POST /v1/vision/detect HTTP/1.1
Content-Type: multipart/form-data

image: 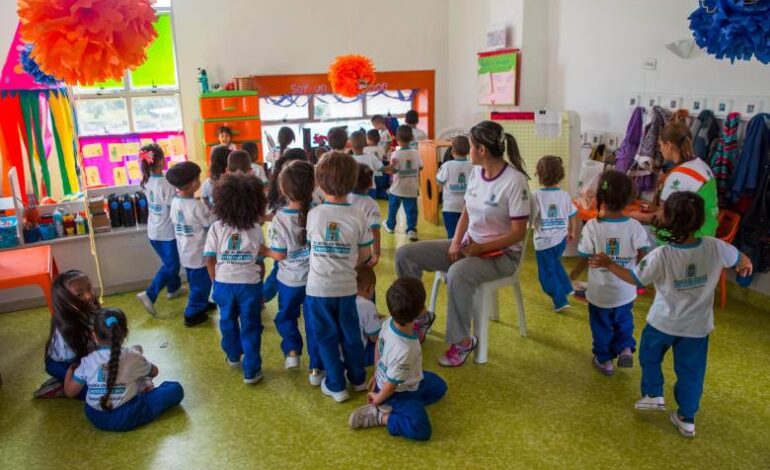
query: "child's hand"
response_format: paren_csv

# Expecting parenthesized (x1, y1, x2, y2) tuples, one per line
(736, 254, 753, 277)
(588, 253, 611, 268)
(567, 232, 575, 243)
(367, 392, 380, 406)
(367, 253, 380, 267)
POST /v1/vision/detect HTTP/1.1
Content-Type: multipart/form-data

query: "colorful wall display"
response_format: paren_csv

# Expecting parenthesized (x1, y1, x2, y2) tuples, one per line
(477, 48, 520, 106)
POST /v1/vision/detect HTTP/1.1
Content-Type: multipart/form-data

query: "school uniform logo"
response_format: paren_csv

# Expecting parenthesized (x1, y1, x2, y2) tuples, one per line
(449, 172, 467, 192)
(521, 189, 529, 201)
(484, 193, 499, 207)
(672, 179, 681, 190)
(174, 210, 194, 237)
(325, 222, 341, 242)
(606, 238, 620, 257)
(228, 233, 241, 251)
(547, 204, 558, 218)
(674, 262, 708, 290)
(269, 227, 279, 242)
(639, 259, 648, 273)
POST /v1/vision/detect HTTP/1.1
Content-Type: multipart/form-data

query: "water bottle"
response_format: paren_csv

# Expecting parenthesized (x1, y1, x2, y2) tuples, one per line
(53, 210, 64, 237)
(108, 194, 122, 227)
(197, 68, 209, 94)
(121, 195, 136, 227)
(135, 191, 149, 224)
(75, 213, 86, 235)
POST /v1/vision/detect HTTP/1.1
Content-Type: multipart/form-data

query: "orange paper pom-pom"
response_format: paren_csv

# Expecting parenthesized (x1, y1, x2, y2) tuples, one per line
(18, 0, 158, 86)
(328, 55, 376, 98)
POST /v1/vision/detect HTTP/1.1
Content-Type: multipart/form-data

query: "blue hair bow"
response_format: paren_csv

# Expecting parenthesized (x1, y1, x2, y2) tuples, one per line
(105, 316, 118, 327)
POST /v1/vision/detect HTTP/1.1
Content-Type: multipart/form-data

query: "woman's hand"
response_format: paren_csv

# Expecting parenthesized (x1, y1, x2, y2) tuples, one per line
(588, 253, 611, 268)
(447, 240, 463, 263)
(461, 241, 485, 258)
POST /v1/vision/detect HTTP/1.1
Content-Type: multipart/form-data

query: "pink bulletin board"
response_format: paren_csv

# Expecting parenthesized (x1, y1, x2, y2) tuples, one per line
(78, 131, 187, 187)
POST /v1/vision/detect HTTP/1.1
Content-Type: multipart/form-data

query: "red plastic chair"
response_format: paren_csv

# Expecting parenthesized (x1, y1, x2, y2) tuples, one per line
(716, 209, 741, 309)
(0, 245, 59, 315)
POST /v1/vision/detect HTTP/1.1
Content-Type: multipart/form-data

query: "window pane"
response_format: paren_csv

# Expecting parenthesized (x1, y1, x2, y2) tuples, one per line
(261, 123, 301, 159)
(313, 94, 363, 120)
(131, 95, 183, 132)
(304, 119, 370, 145)
(76, 98, 130, 136)
(130, 14, 177, 89)
(75, 77, 125, 94)
(260, 96, 309, 121)
(366, 90, 414, 116)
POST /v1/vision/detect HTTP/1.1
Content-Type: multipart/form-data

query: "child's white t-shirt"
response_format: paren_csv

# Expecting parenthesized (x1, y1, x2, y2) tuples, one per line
(47, 328, 76, 362)
(533, 188, 577, 251)
(73, 348, 152, 411)
(170, 196, 214, 269)
(633, 237, 739, 338)
(268, 209, 311, 287)
(436, 158, 473, 213)
(660, 158, 713, 202)
(412, 126, 428, 142)
(356, 295, 382, 346)
(353, 153, 384, 177)
(204, 221, 264, 284)
(464, 165, 531, 252)
(144, 175, 176, 241)
(578, 217, 651, 308)
(348, 193, 381, 229)
(250, 163, 268, 184)
(306, 202, 373, 298)
(200, 177, 215, 207)
(389, 148, 422, 198)
(364, 146, 384, 161)
(378, 130, 392, 153)
(374, 318, 423, 393)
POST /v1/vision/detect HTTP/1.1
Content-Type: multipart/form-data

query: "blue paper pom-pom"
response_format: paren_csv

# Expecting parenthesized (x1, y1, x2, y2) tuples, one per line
(689, 0, 770, 64)
(19, 44, 61, 86)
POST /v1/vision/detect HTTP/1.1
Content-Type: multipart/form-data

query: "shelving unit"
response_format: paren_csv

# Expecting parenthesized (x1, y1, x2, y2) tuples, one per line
(199, 90, 262, 163)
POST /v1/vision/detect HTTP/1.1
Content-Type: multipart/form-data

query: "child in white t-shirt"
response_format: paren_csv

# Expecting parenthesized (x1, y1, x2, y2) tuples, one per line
(371, 115, 393, 160)
(349, 164, 382, 267)
(305, 152, 373, 403)
(533, 156, 578, 311)
(405, 110, 428, 149)
(366, 129, 389, 199)
(350, 130, 384, 199)
(348, 278, 447, 441)
(590, 191, 752, 438)
(241, 141, 268, 184)
(383, 125, 423, 241)
(204, 172, 268, 385)
(64, 308, 183, 432)
(167, 162, 215, 327)
(572, 171, 650, 376)
(200, 145, 230, 209)
(355, 265, 384, 366)
(436, 135, 473, 238)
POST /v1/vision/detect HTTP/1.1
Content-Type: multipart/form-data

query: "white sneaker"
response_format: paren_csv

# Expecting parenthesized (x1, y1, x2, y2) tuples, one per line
(136, 292, 157, 316)
(244, 371, 264, 385)
(351, 381, 368, 392)
(635, 395, 666, 411)
(554, 303, 571, 313)
(670, 411, 695, 437)
(308, 369, 324, 386)
(321, 377, 349, 402)
(226, 356, 241, 368)
(284, 353, 300, 369)
(407, 230, 419, 241)
(384, 225, 395, 234)
(349, 404, 391, 429)
(167, 286, 187, 300)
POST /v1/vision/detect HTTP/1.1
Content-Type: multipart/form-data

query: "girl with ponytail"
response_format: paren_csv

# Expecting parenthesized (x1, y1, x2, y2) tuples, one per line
(394, 120, 531, 367)
(64, 308, 184, 431)
(264, 160, 322, 376)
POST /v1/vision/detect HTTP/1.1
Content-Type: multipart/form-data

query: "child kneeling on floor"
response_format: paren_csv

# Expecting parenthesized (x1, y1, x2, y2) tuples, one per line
(589, 191, 752, 438)
(349, 277, 447, 441)
(355, 264, 383, 366)
(64, 308, 184, 432)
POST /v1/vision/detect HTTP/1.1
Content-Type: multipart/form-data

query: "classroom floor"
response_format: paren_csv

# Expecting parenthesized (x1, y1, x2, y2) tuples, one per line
(1, 203, 769, 469)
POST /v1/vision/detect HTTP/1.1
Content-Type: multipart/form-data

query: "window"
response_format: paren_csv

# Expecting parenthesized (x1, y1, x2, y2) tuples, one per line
(76, 99, 130, 136)
(313, 94, 363, 120)
(366, 91, 414, 116)
(131, 96, 183, 132)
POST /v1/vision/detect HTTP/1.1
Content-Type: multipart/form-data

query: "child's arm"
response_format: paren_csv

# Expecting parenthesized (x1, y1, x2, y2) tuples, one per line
(357, 245, 372, 266)
(261, 245, 287, 261)
(367, 228, 381, 267)
(369, 381, 397, 406)
(148, 364, 159, 378)
(570, 257, 588, 280)
(568, 215, 578, 243)
(736, 253, 753, 277)
(589, 253, 642, 287)
(63, 365, 84, 399)
(205, 256, 216, 282)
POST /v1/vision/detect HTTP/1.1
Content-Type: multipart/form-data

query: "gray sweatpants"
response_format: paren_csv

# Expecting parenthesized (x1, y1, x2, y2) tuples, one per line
(394, 239, 520, 345)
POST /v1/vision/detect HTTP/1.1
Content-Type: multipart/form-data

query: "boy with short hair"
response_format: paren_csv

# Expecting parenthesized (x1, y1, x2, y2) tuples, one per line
(240, 141, 268, 183)
(350, 130, 384, 198)
(166, 161, 215, 327)
(226, 150, 253, 174)
(355, 265, 383, 366)
(218, 126, 237, 151)
(405, 110, 428, 147)
(370, 115, 392, 159)
(327, 126, 349, 152)
(348, 277, 448, 441)
(349, 164, 382, 267)
(383, 125, 422, 241)
(436, 135, 473, 238)
(364, 129, 384, 161)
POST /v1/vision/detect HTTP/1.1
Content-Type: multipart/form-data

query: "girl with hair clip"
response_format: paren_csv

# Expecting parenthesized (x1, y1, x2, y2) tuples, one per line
(200, 145, 231, 209)
(35, 270, 100, 399)
(395, 120, 531, 367)
(590, 192, 752, 438)
(136, 144, 184, 317)
(64, 308, 184, 431)
(265, 160, 323, 377)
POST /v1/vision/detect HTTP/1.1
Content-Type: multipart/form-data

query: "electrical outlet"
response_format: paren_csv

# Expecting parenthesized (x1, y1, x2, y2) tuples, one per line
(642, 58, 658, 71)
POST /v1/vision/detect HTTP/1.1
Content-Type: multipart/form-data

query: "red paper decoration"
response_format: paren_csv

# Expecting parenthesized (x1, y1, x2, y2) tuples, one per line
(17, 0, 158, 86)
(328, 55, 376, 98)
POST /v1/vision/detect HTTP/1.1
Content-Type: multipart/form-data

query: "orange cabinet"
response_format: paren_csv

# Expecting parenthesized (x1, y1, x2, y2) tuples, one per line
(200, 95, 259, 120)
(203, 118, 262, 145)
(418, 140, 451, 225)
(198, 91, 262, 162)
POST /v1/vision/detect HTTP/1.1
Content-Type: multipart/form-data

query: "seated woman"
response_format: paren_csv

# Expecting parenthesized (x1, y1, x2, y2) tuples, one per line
(394, 120, 530, 367)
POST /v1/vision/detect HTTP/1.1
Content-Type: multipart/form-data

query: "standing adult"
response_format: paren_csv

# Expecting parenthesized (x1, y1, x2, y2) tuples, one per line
(395, 120, 531, 367)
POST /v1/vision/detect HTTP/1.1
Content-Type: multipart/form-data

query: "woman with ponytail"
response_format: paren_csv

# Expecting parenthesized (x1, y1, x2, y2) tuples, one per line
(395, 120, 531, 367)
(264, 160, 323, 378)
(64, 308, 184, 431)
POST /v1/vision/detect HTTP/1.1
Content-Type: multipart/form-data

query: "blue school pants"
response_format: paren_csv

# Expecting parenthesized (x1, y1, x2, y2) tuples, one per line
(386, 195, 418, 233)
(275, 281, 305, 356)
(382, 371, 447, 441)
(45, 356, 86, 400)
(639, 324, 709, 421)
(367, 188, 377, 199)
(305, 294, 365, 392)
(184, 267, 212, 318)
(588, 301, 636, 363)
(146, 239, 181, 303)
(442, 211, 461, 239)
(535, 239, 573, 309)
(84, 381, 184, 432)
(262, 263, 279, 303)
(212, 281, 264, 379)
(364, 340, 375, 367)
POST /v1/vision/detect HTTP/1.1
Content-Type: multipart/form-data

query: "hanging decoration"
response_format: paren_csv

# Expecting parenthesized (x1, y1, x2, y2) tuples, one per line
(19, 44, 60, 87)
(328, 55, 376, 98)
(17, 0, 158, 85)
(689, 0, 770, 64)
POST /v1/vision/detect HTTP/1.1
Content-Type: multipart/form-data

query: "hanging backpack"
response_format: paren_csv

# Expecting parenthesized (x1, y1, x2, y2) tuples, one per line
(730, 113, 770, 205)
(710, 112, 741, 207)
(615, 107, 644, 173)
(690, 110, 721, 162)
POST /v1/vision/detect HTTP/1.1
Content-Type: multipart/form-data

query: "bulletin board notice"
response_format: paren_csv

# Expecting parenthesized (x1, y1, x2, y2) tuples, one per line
(477, 48, 520, 106)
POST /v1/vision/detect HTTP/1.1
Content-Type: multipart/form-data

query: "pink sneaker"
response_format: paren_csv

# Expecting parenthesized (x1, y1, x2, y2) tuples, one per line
(438, 336, 478, 367)
(413, 311, 436, 343)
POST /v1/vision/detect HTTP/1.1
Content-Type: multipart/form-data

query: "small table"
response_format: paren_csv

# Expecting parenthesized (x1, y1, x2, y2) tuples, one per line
(0, 245, 59, 315)
(574, 199, 645, 222)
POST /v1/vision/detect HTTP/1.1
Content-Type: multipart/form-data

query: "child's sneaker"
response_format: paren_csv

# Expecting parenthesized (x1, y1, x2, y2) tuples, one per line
(184, 311, 209, 327)
(617, 349, 633, 368)
(670, 411, 696, 437)
(244, 370, 264, 385)
(284, 351, 300, 369)
(308, 369, 324, 386)
(226, 356, 241, 368)
(136, 292, 157, 316)
(167, 286, 187, 300)
(554, 303, 571, 312)
(438, 336, 478, 367)
(33, 377, 65, 398)
(349, 404, 392, 429)
(321, 377, 349, 402)
(407, 230, 419, 241)
(592, 356, 614, 376)
(384, 224, 395, 234)
(635, 395, 666, 411)
(413, 310, 436, 343)
(351, 381, 368, 392)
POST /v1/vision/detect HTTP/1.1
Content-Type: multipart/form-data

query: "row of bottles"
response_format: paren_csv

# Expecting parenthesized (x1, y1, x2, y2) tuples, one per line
(108, 192, 148, 228)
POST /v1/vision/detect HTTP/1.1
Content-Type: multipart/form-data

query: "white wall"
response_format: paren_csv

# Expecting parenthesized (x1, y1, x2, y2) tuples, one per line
(0, 1, 15, 59)
(172, 0, 449, 162)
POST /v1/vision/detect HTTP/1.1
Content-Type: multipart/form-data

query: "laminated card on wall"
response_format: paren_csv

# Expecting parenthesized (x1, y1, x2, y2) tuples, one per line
(477, 48, 520, 106)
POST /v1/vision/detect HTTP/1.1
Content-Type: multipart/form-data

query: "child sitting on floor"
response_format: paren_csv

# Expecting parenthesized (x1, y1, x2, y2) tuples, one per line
(590, 191, 752, 438)
(384, 125, 422, 241)
(348, 277, 447, 441)
(436, 135, 473, 238)
(349, 164, 382, 267)
(533, 155, 578, 312)
(355, 265, 384, 366)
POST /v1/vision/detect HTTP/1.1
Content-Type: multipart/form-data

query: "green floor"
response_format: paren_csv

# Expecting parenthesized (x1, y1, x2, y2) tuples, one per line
(1, 205, 769, 469)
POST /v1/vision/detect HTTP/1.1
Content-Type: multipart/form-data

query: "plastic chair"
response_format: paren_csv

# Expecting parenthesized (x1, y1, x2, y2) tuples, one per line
(0, 245, 59, 315)
(716, 209, 741, 309)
